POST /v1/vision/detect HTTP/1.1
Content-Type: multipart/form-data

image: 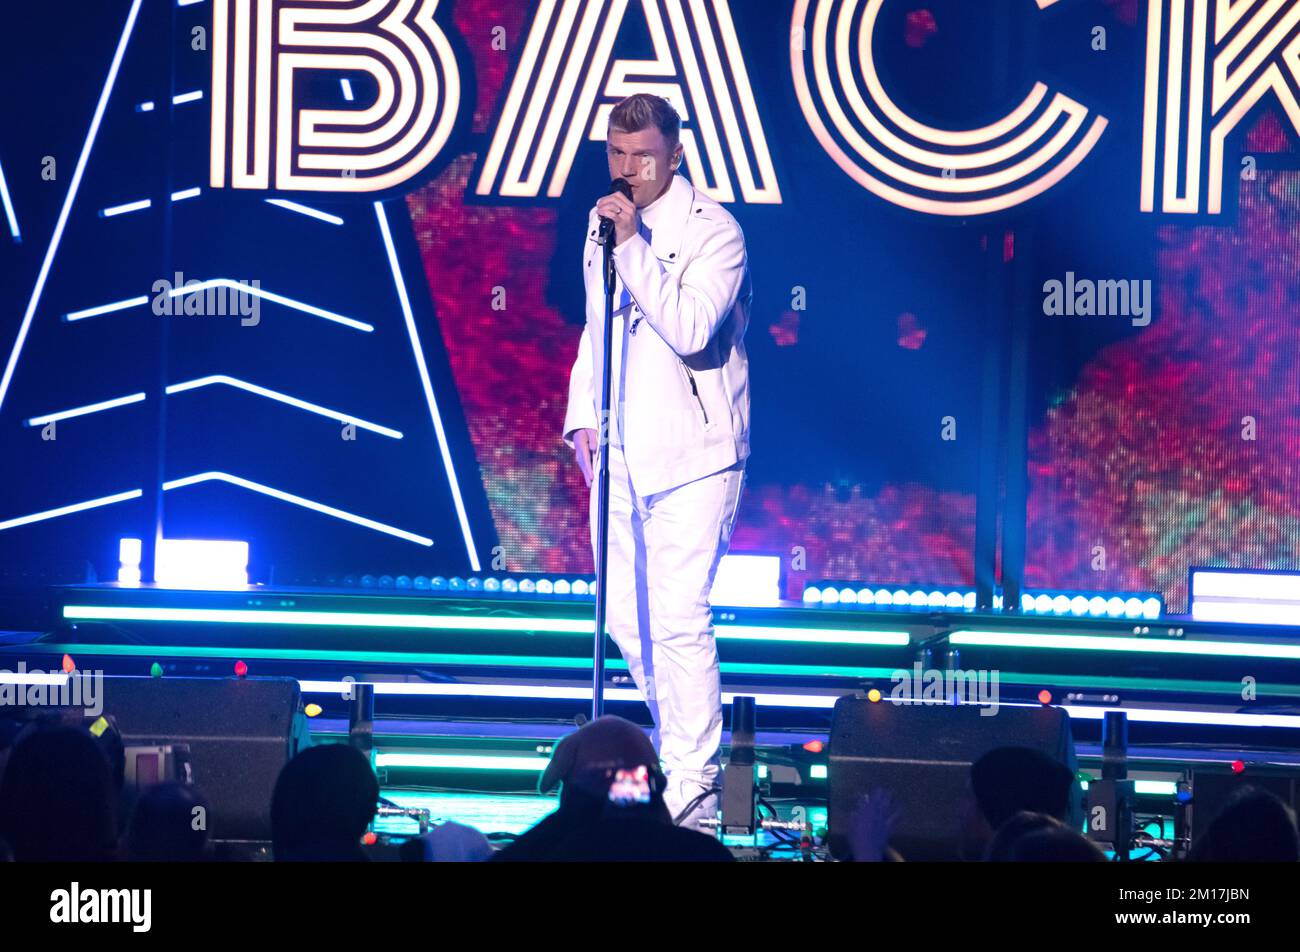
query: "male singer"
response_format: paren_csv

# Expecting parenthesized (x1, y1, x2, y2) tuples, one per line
(562, 94, 751, 830)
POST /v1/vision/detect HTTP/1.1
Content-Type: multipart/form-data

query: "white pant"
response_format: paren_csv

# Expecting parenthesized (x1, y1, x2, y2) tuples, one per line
(591, 445, 745, 830)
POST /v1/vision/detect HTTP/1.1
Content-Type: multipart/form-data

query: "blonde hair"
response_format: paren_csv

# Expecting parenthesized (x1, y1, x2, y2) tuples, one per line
(608, 94, 681, 145)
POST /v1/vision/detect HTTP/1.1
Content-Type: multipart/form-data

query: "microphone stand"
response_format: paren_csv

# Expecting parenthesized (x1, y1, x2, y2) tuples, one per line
(592, 219, 617, 720)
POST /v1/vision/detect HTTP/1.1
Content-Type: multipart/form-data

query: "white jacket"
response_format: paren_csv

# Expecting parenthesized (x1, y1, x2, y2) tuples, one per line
(562, 174, 751, 497)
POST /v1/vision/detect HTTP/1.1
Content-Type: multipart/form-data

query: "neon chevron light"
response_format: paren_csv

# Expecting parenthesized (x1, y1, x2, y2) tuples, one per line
(17, 377, 404, 438)
(375, 200, 479, 569)
(3, 475, 426, 542)
(166, 375, 402, 438)
(25, 392, 147, 427)
(100, 198, 151, 217)
(165, 279, 374, 332)
(170, 187, 202, 201)
(0, 0, 143, 415)
(65, 295, 151, 321)
(173, 90, 203, 105)
(0, 158, 19, 240)
(162, 472, 433, 545)
(64, 282, 372, 330)
(265, 198, 344, 225)
(949, 630, 1300, 660)
(0, 490, 143, 532)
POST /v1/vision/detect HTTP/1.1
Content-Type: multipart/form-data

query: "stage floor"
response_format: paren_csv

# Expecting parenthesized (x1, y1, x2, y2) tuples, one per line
(3, 579, 1300, 854)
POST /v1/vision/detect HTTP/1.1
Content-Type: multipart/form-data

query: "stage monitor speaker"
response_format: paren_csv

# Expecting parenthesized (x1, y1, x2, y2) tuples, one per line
(92, 676, 309, 842)
(1189, 769, 1300, 840)
(828, 697, 1076, 861)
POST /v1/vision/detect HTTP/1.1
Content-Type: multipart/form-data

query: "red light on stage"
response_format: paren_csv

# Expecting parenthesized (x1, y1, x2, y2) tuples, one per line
(362, 832, 377, 846)
(1231, 760, 1246, 774)
(1037, 689, 1052, 705)
(234, 660, 248, 678)
(803, 740, 824, 754)
(62, 654, 75, 673)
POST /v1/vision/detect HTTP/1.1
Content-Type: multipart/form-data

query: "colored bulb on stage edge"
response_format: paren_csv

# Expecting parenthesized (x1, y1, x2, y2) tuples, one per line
(62, 654, 75, 673)
(304, 703, 322, 717)
(802, 739, 824, 754)
(866, 688, 882, 703)
(150, 662, 163, 678)
(234, 660, 248, 678)
(1037, 689, 1052, 705)
(1231, 760, 1246, 774)
(362, 832, 378, 846)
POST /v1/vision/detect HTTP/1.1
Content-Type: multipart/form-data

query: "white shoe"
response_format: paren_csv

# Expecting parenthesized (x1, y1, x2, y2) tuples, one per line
(665, 780, 719, 832)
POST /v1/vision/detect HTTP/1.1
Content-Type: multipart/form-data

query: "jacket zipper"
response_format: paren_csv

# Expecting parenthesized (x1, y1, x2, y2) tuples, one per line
(683, 365, 709, 425)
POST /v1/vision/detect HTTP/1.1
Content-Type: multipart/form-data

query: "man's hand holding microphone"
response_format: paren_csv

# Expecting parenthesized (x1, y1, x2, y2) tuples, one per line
(574, 177, 640, 488)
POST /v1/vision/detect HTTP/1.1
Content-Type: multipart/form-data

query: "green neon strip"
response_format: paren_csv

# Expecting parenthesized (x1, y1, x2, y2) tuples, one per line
(1134, 781, 1178, 795)
(1081, 780, 1177, 796)
(13, 643, 897, 679)
(950, 630, 1300, 660)
(60, 604, 909, 646)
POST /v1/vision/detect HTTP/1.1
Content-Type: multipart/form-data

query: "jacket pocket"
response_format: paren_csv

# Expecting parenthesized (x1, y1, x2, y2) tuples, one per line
(681, 363, 711, 428)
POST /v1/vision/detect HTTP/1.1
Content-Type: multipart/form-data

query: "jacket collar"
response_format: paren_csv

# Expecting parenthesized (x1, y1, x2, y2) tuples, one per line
(647, 173, 695, 264)
(585, 174, 697, 261)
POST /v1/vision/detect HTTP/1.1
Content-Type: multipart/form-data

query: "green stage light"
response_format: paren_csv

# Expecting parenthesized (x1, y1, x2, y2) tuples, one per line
(1134, 780, 1178, 795)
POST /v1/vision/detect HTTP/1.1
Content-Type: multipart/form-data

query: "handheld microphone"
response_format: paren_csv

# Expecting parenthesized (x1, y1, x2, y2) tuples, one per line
(598, 178, 634, 241)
